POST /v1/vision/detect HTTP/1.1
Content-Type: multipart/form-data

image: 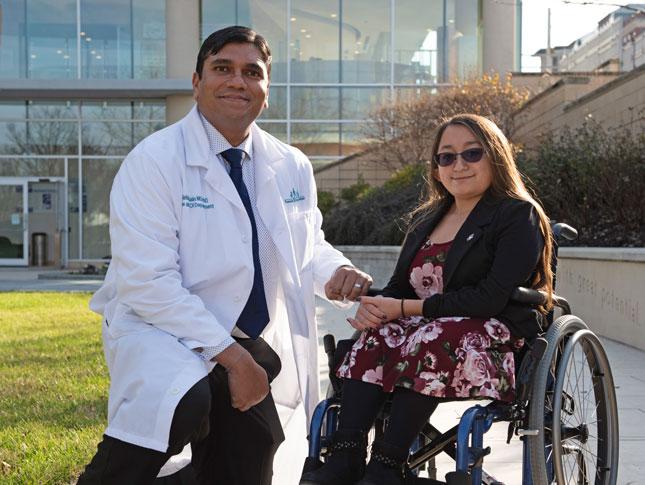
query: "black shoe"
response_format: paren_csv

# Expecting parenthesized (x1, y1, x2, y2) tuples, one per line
(300, 429, 368, 485)
(357, 440, 408, 485)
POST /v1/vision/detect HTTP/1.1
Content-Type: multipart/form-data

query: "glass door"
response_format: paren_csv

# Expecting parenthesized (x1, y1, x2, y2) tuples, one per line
(0, 180, 28, 265)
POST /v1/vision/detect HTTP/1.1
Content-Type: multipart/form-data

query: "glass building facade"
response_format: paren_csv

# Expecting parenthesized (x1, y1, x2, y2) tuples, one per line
(0, 0, 512, 266)
(202, 0, 481, 166)
(0, 0, 166, 80)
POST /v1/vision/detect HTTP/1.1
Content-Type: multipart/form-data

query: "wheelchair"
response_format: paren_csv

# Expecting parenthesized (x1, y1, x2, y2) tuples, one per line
(303, 223, 619, 485)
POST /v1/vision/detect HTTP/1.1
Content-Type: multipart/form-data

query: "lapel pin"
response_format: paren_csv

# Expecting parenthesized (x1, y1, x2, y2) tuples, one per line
(466, 233, 474, 241)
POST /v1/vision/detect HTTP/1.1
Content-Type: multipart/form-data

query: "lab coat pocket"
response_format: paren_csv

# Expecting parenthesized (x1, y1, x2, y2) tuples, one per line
(286, 209, 314, 270)
(105, 317, 153, 340)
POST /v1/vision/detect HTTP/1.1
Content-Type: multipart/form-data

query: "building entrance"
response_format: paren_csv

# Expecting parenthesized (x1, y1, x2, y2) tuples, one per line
(0, 177, 67, 267)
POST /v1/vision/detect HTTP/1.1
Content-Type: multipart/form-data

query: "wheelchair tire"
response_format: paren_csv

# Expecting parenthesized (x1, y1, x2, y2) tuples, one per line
(527, 315, 619, 485)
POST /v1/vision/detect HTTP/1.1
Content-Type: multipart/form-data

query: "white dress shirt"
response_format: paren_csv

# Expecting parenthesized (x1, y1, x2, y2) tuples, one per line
(198, 111, 281, 361)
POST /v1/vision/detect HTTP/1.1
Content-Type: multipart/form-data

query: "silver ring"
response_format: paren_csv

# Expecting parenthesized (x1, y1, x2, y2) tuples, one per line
(353, 283, 363, 289)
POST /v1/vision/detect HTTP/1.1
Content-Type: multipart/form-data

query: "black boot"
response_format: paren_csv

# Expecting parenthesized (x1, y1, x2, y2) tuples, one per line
(300, 429, 368, 485)
(357, 440, 408, 485)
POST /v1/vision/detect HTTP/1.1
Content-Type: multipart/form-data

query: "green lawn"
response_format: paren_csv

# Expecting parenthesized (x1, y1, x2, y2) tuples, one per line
(0, 292, 108, 484)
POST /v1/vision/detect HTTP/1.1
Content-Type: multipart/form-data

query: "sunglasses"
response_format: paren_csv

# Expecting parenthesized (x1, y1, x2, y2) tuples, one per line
(434, 148, 485, 167)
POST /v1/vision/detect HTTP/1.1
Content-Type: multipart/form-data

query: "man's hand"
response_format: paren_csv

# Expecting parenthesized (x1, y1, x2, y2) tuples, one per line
(324, 266, 373, 302)
(215, 343, 269, 412)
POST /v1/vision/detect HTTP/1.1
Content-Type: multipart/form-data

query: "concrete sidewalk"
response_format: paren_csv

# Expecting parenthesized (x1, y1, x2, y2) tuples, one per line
(1, 269, 642, 483)
(0, 267, 103, 292)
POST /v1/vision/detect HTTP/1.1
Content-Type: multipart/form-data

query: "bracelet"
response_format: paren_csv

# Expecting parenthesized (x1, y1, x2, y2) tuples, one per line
(400, 298, 406, 318)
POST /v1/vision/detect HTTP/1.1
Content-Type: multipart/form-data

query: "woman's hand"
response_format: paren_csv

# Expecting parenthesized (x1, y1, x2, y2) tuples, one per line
(347, 295, 402, 331)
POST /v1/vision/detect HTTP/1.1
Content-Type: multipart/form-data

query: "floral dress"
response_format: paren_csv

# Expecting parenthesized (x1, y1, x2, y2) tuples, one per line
(337, 239, 524, 401)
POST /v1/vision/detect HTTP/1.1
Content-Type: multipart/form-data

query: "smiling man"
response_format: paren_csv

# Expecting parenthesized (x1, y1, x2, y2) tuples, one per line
(78, 26, 371, 485)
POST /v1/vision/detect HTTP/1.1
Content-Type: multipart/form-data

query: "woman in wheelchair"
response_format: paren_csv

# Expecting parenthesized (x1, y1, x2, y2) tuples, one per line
(301, 114, 555, 485)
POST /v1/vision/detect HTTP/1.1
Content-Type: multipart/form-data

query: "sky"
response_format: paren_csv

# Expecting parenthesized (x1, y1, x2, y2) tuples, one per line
(521, 0, 619, 71)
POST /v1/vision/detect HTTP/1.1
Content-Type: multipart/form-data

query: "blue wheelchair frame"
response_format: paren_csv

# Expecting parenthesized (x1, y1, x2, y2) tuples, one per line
(306, 373, 554, 484)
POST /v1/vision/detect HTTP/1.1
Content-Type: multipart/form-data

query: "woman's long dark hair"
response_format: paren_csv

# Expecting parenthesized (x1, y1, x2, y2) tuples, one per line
(410, 113, 554, 309)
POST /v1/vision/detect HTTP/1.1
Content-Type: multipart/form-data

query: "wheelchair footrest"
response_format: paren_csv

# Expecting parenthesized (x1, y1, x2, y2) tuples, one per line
(471, 446, 491, 467)
(301, 456, 324, 475)
(445, 471, 471, 485)
(404, 476, 446, 485)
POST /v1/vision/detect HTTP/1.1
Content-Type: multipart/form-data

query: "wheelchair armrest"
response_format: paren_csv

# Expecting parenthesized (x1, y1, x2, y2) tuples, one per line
(510, 287, 572, 316)
(510, 287, 546, 306)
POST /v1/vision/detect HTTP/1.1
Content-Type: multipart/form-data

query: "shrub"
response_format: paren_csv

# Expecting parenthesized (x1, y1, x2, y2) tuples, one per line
(317, 190, 337, 218)
(366, 73, 530, 170)
(324, 123, 643, 247)
(518, 123, 644, 247)
(322, 164, 427, 245)
(339, 175, 371, 203)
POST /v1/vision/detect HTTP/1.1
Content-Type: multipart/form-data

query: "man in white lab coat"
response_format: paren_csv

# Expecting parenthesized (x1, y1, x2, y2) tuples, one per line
(78, 26, 371, 484)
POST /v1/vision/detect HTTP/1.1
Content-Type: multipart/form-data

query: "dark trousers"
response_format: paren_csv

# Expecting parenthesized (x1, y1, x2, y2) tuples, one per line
(78, 337, 284, 485)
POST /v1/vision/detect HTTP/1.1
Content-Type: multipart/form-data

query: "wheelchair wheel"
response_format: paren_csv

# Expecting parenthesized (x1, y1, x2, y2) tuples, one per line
(527, 315, 619, 484)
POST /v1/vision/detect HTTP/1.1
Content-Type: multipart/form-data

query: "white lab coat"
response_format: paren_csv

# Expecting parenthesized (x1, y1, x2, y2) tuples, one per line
(90, 105, 351, 481)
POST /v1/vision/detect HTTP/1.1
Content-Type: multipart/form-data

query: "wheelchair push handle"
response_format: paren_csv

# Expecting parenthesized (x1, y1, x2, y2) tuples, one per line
(551, 222, 578, 242)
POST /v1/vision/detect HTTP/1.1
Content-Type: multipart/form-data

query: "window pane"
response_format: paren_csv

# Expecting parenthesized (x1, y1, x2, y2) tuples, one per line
(28, 101, 80, 120)
(27, 0, 78, 79)
(340, 123, 369, 156)
(132, 0, 166, 79)
(0, 121, 77, 155)
(81, 0, 133, 79)
(82, 122, 133, 156)
(201, 0, 288, 83)
(68, 158, 79, 259)
(28, 121, 78, 154)
(259, 86, 286, 120)
(341, 88, 390, 120)
(83, 158, 121, 258)
(0, 0, 26, 78)
(0, 103, 28, 120)
(201, 0, 237, 37)
(132, 100, 166, 121)
(290, 87, 390, 121)
(255, 122, 287, 143)
(290, 0, 340, 83)
(82, 101, 133, 120)
(133, 121, 165, 145)
(0, 157, 65, 177)
(394, 0, 443, 84)
(291, 123, 340, 157)
(341, 0, 391, 83)
(291, 87, 340, 120)
(0, 122, 27, 154)
(394, 86, 437, 103)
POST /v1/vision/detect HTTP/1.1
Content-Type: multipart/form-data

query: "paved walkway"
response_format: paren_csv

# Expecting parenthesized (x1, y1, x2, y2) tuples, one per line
(0, 267, 103, 292)
(1, 268, 643, 483)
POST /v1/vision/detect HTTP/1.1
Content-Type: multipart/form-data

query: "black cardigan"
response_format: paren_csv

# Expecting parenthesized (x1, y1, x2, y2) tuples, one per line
(381, 192, 545, 338)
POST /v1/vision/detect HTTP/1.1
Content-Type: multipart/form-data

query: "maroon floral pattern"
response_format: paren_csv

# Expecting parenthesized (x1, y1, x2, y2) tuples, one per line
(337, 240, 524, 401)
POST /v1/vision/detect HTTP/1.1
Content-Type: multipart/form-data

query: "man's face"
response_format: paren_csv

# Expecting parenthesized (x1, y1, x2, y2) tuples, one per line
(192, 42, 270, 137)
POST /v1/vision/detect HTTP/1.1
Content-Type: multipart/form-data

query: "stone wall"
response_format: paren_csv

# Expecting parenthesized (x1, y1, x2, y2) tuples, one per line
(513, 67, 645, 149)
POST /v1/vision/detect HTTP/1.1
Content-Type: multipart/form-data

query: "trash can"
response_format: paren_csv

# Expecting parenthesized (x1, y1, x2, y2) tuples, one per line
(32, 232, 47, 266)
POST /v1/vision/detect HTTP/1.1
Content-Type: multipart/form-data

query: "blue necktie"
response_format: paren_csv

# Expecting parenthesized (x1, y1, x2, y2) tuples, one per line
(221, 148, 270, 339)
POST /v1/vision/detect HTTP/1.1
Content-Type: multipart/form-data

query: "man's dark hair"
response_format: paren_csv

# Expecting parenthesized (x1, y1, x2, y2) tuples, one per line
(195, 25, 272, 78)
